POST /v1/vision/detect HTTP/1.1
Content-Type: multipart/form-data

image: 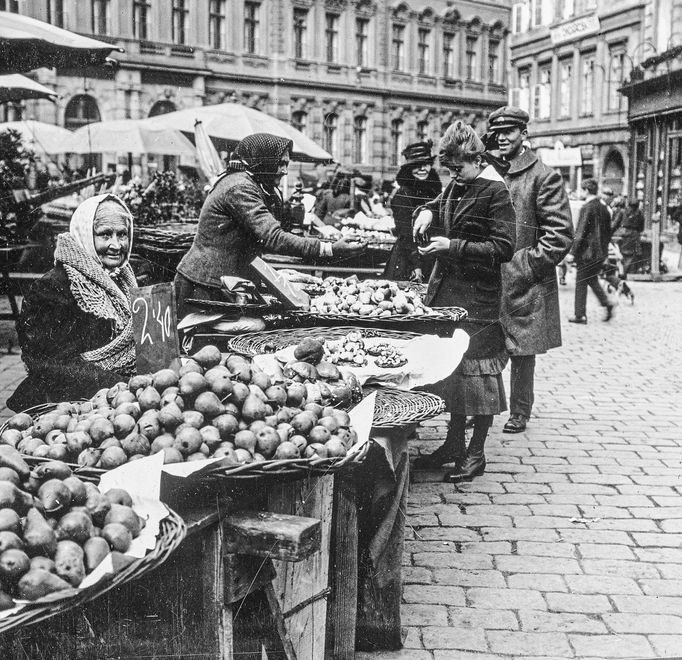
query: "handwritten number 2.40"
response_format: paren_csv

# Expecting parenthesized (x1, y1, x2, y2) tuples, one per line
(133, 297, 171, 346)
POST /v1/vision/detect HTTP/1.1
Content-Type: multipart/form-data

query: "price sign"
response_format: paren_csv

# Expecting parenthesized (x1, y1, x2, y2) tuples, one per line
(131, 283, 181, 374)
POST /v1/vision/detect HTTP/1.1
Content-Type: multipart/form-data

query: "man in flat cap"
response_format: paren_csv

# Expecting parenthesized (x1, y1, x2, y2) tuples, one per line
(489, 106, 574, 434)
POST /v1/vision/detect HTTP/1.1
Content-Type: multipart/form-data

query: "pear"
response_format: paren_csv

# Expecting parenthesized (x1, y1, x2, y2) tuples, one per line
(17, 568, 71, 599)
(199, 425, 222, 451)
(101, 522, 133, 553)
(115, 402, 141, 420)
(234, 430, 257, 454)
(0, 509, 20, 534)
(62, 477, 88, 507)
(241, 394, 266, 423)
(128, 374, 152, 392)
(212, 414, 240, 441)
(181, 411, 204, 429)
(99, 446, 128, 469)
(0, 468, 19, 486)
(178, 360, 203, 376)
(30, 556, 55, 573)
(137, 386, 161, 412)
(65, 431, 92, 455)
(152, 368, 179, 392)
(54, 540, 86, 587)
(255, 427, 280, 459)
(84, 485, 111, 527)
(6, 413, 33, 431)
(78, 448, 102, 467)
(173, 426, 202, 457)
(0, 446, 30, 480)
(0, 428, 22, 448)
(56, 510, 94, 544)
(265, 385, 287, 408)
(193, 392, 224, 419)
(104, 504, 141, 537)
(250, 372, 271, 392)
(230, 382, 250, 407)
(204, 366, 233, 398)
(46, 445, 69, 461)
(113, 414, 137, 439)
(0, 531, 23, 553)
(103, 488, 133, 507)
(161, 447, 184, 464)
(178, 372, 209, 400)
(0, 482, 33, 514)
(158, 403, 184, 431)
(83, 536, 110, 572)
(274, 442, 299, 460)
(89, 418, 115, 445)
(23, 508, 58, 557)
(192, 345, 222, 369)
(150, 434, 175, 454)
(286, 383, 307, 407)
(0, 548, 30, 584)
(38, 479, 72, 514)
(120, 432, 151, 458)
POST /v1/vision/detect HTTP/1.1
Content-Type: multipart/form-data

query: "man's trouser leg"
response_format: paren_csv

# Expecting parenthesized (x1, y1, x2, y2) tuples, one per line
(510, 354, 536, 419)
(574, 264, 590, 317)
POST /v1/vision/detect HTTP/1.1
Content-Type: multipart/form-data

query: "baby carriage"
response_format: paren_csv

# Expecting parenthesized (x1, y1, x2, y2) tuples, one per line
(600, 241, 635, 304)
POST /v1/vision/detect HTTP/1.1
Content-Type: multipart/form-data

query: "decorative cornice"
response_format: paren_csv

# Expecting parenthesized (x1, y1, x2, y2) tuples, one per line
(324, 0, 348, 11)
(353, 0, 377, 18)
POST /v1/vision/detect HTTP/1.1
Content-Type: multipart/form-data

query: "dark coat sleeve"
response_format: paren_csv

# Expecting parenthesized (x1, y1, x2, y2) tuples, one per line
(226, 177, 321, 260)
(571, 203, 589, 258)
(527, 169, 574, 278)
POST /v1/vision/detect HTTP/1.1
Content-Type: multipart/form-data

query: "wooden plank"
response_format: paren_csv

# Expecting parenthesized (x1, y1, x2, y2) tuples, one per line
(328, 473, 358, 660)
(223, 510, 321, 562)
(223, 553, 276, 605)
(200, 524, 231, 660)
(267, 475, 334, 660)
(264, 584, 298, 660)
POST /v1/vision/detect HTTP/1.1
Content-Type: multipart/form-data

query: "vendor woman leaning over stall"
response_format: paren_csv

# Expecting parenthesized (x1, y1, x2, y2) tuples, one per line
(9, 194, 137, 410)
(412, 121, 515, 482)
(175, 133, 365, 316)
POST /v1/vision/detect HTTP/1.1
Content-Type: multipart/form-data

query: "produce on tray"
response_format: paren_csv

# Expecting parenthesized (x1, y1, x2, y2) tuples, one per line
(339, 226, 396, 246)
(1, 345, 361, 468)
(321, 332, 368, 366)
(0, 448, 141, 603)
(338, 213, 394, 233)
(310, 277, 431, 317)
(372, 345, 408, 369)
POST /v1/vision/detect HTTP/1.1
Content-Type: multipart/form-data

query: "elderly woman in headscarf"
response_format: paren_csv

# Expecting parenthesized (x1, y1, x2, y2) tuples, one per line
(175, 133, 364, 316)
(9, 194, 137, 410)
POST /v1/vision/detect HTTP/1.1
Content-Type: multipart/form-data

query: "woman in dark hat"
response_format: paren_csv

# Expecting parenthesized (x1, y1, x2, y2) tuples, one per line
(175, 133, 365, 316)
(383, 141, 442, 281)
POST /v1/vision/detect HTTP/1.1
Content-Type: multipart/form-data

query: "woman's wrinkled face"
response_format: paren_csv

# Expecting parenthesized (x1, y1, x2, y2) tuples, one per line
(443, 156, 482, 184)
(267, 152, 290, 186)
(411, 163, 432, 181)
(93, 201, 130, 270)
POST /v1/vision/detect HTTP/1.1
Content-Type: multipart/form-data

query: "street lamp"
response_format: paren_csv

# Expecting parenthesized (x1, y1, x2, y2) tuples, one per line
(630, 40, 657, 66)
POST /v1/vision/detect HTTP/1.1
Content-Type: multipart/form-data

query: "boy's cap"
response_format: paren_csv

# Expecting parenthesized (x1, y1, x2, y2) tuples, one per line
(488, 106, 530, 131)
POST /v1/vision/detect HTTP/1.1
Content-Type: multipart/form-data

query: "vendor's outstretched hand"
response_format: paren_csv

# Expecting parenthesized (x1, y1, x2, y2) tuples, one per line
(413, 209, 433, 241)
(418, 236, 449, 255)
(332, 236, 367, 257)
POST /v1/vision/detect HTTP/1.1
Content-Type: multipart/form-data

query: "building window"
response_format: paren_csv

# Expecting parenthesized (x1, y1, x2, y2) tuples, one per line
(293, 8, 308, 59)
(417, 121, 429, 141)
(323, 113, 338, 158)
(208, 0, 226, 50)
(488, 39, 500, 83)
(291, 111, 307, 135)
(91, 0, 110, 34)
(531, 0, 543, 27)
(518, 68, 531, 114)
(353, 116, 368, 163)
(133, 0, 151, 40)
(390, 119, 403, 167)
(356, 18, 369, 68)
(511, 1, 529, 34)
(580, 54, 594, 116)
(466, 36, 478, 80)
(559, 60, 572, 118)
(0, 0, 19, 13)
(47, 0, 65, 27)
(417, 28, 430, 75)
(325, 14, 339, 63)
(534, 66, 551, 119)
(149, 100, 176, 117)
(172, 0, 189, 45)
(64, 94, 101, 131)
(244, 2, 260, 54)
(443, 32, 455, 78)
(392, 24, 405, 71)
(608, 50, 625, 112)
(557, 0, 574, 19)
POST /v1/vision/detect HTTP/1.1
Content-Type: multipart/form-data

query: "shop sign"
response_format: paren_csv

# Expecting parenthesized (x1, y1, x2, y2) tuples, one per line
(537, 145, 582, 167)
(550, 14, 600, 46)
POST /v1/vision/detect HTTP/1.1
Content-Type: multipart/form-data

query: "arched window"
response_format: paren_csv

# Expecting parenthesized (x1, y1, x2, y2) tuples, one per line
(64, 94, 101, 131)
(148, 100, 177, 117)
(323, 113, 338, 158)
(390, 119, 403, 167)
(292, 111, 307, 135)
(353, 116, 367, 163)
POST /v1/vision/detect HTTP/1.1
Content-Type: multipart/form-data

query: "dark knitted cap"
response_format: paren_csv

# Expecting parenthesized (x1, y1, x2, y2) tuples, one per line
(231, 133, 293, 174)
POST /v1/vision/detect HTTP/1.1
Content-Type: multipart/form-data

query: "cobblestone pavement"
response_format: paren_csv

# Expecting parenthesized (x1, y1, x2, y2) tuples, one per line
(1, 280, 681, 658)
(359, 280, 682, 659)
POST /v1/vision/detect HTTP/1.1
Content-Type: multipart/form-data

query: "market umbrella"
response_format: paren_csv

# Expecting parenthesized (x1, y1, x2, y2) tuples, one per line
(0, 11, 122, 74)
(0, 120, 74, 154)
(70, 119, 197, 157)
(145, 102, 332, 163)
(0, 74, 57, 103)
(194, 119, 223, 183)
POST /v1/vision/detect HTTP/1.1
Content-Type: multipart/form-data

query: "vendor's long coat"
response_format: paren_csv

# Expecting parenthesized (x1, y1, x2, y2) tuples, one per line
(500, 150, 574, 356)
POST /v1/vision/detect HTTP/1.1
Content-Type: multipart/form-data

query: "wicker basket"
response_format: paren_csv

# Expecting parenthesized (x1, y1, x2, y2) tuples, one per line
(370, 387, 446, 428)
(0, 508, 186, 635)
(290, 306, 466, 325)
(227, 325, 421, 356)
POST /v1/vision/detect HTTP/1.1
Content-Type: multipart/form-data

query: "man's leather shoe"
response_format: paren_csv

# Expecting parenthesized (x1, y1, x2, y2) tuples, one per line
(413, 445, 463, 470)
(568, 316, 587, 324)
(604, 304, 614, 322)
(503, 414, 527, 434)
(446, 453, 486, 483)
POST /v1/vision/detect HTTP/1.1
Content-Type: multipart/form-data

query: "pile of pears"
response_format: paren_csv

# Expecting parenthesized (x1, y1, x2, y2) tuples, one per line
(1, 345, 360, 469)
(0, 448, 141, 605)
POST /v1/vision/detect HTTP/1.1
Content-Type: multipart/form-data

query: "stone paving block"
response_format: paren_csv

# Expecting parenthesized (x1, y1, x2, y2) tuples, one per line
(402, 626, 424, 648)
(433, 652, 504, 660)
(661, 519, 682, 533)
(403, 566, 434, 584)
(594, 495, 654, 507)
(652, 495, 682, 507)
(602, 612, 682, 634)
(504, 482, 552, 494)
(404, 541, 460, 554)
(452, 481, 506, 493)
(515, 516, 585, 529)
(630, 506, 682, 520)
(617, 484, 678, 497)
(434, 569, 506, 588)
(515, 472, 570, 483)
(568, 633, 654, 658)
(356, 651, 433, 660)
(487, 631, 573, 657)
(460, 542, 512, 555)
(529, 504, 582, 517)
(465, 504, 532, 518)
(564, 574, 642, 595)
(649, 635, 682, 656)
(551, 482, 618, 495)
(543, 493, 598, 506)
(441, 492, 492, 505)
(632, 475, 682, 487)
(590, 518, 659, 532)
(658, 564, 682, 581)
(506, 573, 568, 593)
(635, 547, 682, 563)
(421, 626, 488, 651)
(578, 505, 633, 519)
(581, 559, 661, 579)
(577, 543, 635, 560)
(402, 585, 466, 606)
(639, 578, 682, 596)
(401, 603, 449, 626)
(491, 493, 547, 504)
(414, 552, 493, 570)
(438, 513, 512, 528)
(516, 542, 576, 558)
(569, 473, 634, 485)
(631, 532, 682, 548)
(519, 611, 607, 633)
(612, 595, 682, 615)
(447, 606, 519, 630)
(417, 527, 480, 542)
(467, 588, 547, 611)
(485, 462, 536, 474)
(545, 592, 612, 613)
(482, 527, 560, 543)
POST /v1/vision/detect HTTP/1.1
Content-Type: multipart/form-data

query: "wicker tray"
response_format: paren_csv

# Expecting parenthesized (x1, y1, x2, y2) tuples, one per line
(289, 306, 467, 327)
(227, 325, 421, 356)
(0, 508, 186, 635)
(370, 387, 446, 428)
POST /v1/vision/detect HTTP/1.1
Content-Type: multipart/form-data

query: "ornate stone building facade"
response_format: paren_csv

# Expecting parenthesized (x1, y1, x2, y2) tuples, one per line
(13, 0, 511, 183)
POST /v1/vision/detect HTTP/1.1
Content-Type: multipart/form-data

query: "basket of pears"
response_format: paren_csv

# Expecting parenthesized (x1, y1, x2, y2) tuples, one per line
(0, 448, 185, 633)
(0, 344, 370, 484)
